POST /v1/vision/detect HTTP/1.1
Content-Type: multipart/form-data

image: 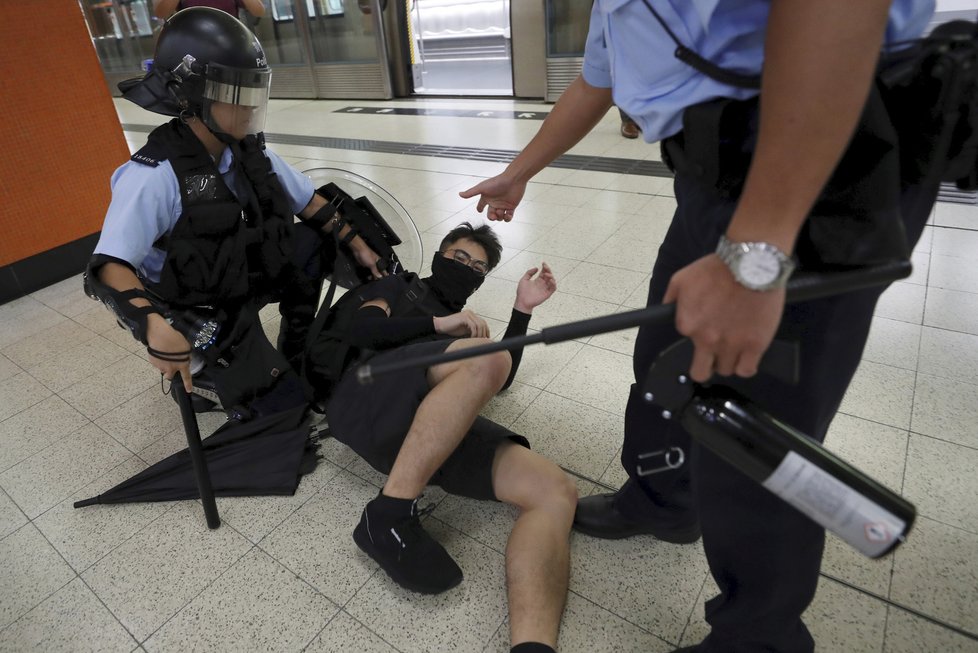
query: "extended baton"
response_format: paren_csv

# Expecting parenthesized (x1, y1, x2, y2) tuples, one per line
(355, 260, 912, 385)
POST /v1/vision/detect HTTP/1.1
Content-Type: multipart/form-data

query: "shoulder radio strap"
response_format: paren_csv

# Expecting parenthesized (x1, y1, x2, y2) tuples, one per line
(639, 0, 761, 90)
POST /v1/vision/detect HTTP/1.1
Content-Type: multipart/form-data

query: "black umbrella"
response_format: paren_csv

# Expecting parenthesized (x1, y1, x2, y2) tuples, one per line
(73, 397, 322, 524)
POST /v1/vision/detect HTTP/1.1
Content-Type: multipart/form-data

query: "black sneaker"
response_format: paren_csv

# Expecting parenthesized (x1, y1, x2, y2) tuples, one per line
(353, 497, 463, 594)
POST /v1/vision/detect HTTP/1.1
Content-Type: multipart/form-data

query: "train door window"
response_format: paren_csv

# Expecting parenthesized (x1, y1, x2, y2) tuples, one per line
(407, 0, 513, 96)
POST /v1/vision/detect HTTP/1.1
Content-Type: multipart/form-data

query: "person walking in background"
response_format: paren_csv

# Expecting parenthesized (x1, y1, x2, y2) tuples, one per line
(154, 0, 265, 21)
(619, 107, 640, 139)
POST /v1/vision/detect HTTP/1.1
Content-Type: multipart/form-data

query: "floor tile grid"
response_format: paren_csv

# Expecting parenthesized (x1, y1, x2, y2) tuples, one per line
(85, 532, 249, 646)
(919, 225, 978, 341)
(421, 511, 679, 651)
(0, 444, 200, 644)
(880, 597, 978, 652)
(0, 304, 402, 651)
(0, 520, 122, 642)
(834, 235, 978, 641)
(114, 518, 357, 651)
(167, 539, 377, 653)
(0, 455, 397, 653)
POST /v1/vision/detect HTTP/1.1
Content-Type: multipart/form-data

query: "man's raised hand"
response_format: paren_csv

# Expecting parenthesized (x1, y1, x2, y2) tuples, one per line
(515, 263, 557, 313)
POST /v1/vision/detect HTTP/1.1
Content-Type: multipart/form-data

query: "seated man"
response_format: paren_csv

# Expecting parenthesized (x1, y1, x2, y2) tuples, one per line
(323, 223, 576, 653)
(84, 8, 382, 412)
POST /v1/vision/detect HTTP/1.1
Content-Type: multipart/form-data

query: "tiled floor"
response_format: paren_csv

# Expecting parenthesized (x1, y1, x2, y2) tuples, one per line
(1, 97, 977, 652)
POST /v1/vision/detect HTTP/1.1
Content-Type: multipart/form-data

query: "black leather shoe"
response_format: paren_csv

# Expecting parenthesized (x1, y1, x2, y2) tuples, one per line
(573, 492, 701, 543)
(620, 120, 641, 139)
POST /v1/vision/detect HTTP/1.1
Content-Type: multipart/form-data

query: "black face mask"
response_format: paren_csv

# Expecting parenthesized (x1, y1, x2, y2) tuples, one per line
(424, 254, 485, 312)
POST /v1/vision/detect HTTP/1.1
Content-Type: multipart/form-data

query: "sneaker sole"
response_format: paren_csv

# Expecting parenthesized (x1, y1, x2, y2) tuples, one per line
(353, 523, 463, 595)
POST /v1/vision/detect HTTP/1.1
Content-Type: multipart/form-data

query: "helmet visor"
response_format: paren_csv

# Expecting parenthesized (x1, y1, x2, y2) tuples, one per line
(201, 62, 271, 139)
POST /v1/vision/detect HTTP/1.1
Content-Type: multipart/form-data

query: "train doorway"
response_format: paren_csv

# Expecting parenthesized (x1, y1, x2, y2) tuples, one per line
(404, 0, 513, 96)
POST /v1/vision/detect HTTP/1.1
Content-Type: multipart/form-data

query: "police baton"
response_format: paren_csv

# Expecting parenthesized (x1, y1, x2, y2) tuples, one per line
(355, 260, 912, 385)
(172, 372, 221, 529)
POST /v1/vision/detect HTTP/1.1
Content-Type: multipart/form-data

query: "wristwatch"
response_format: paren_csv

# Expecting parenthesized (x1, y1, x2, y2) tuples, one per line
(715, 234, 796, 291)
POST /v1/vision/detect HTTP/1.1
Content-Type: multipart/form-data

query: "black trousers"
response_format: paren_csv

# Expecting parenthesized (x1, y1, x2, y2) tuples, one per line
(616, 101, 939, 651)
(200, 222, 330, 410)
(274, 222, 331, 361)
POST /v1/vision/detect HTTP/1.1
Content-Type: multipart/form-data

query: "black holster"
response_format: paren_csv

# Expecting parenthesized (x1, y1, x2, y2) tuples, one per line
(196, 306, 307, 413)
(662, 84, 908, 269)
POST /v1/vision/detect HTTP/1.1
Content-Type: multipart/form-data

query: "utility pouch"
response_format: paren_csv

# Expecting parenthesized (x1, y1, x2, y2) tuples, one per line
(661, 98, 756, 200)
(665, 85, 908, 268)
(880, 20, 978, 191)
(798, 83, 908, 268)
(199, 306, 304, 410)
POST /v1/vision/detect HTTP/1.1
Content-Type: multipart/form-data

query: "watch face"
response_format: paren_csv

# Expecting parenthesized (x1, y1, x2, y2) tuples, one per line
(738, 249, 781, 287)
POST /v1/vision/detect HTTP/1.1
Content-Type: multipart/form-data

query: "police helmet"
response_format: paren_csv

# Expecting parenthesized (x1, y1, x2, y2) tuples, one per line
(120, 7, 271, 139)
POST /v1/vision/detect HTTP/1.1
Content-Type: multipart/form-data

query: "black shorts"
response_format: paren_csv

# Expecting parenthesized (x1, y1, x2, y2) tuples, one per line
(325, 339, 529, 501)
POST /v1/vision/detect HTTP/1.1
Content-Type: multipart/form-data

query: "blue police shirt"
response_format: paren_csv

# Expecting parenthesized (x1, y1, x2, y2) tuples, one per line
(583, 0, 936, 143)
(94, 145, 315, 283)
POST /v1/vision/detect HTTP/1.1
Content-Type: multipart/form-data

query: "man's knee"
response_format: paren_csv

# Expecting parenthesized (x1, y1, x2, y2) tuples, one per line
(529, 468, 578, 523)
(459, 338, 511, 389)
(496, 444, 577, 516)
(544, 467, 579, 515)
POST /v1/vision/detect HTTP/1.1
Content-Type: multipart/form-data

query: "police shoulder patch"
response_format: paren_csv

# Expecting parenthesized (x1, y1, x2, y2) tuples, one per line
(130, 141, 169, 168)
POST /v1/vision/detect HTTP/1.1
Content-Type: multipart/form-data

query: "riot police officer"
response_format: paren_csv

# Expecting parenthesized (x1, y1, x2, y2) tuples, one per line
(86, 7, 383, 412)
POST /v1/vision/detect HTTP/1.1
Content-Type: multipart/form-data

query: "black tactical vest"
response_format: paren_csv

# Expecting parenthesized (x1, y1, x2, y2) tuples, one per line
(131, 119, 294, 308)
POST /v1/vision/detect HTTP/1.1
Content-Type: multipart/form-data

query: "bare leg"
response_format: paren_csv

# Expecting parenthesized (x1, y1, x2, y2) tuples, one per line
(383, 338, 511, 499)
(492, 441, 578, 648)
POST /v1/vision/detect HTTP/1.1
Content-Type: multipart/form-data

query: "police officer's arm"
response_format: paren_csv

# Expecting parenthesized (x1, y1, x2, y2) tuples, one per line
(153, 0, 180, 20)
(459, 76, 613, 221)
(664, 0, 893, 382)
(96, 262, 194, 393)
(298, 193, 386, 279)
(239, 0, 266, 18)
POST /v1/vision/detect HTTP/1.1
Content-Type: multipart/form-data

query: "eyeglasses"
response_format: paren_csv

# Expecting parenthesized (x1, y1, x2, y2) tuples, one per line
(441, 248, 490, 276)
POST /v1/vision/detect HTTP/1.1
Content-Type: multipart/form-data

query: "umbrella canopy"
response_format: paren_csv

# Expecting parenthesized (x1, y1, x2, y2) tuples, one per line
(74, 405, 321, 507)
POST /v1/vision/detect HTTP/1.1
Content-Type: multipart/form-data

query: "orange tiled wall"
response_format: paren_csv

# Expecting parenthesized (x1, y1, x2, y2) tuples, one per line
(0, 2, 131, 267)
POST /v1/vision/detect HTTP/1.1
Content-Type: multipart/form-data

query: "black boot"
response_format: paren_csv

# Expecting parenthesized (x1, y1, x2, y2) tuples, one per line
(169, 368, 222, 414)
(277, 316, 309, 369)
(573, 480, 701, 543)
(353, 494, 463, 594)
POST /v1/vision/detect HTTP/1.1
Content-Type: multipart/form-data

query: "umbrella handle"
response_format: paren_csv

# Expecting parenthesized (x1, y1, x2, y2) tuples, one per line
(172, 372, 221, 529)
